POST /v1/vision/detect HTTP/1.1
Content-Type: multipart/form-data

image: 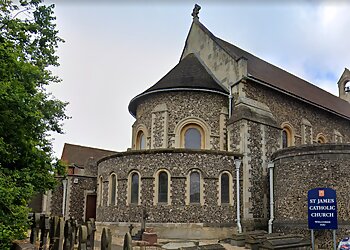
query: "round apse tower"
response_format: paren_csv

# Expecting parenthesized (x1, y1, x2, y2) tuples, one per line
(96, 53, 241, 239)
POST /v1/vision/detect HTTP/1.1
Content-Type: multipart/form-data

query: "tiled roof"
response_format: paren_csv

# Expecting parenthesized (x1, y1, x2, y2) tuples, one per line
(195, 20, 350, 119)
(61, 143, 117, 168)
(128, 53, 228, 117)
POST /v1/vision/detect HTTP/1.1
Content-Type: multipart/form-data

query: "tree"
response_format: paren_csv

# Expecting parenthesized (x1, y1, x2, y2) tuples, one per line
(0, 0, 67, 248)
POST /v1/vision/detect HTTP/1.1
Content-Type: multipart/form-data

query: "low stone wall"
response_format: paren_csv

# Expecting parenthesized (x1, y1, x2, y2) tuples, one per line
(272, 143, 350, 248)
(95, 222, 235, 240)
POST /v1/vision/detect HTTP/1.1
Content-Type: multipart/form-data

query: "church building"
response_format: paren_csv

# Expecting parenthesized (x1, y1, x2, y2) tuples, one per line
(47, 5, 350, 243)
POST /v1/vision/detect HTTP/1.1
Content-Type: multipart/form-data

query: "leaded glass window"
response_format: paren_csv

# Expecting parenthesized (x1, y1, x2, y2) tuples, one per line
(221, 173, 229, 204)
(158, 171, 168, 203)
(190, 172, 200, 203)
(110, 174, 117, 205)
(131, 173, 139, 204)
(185, 128, 201, 149)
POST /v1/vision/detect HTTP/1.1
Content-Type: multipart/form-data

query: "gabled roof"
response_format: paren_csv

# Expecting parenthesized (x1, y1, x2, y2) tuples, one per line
(195, 20, 350, 120)
(128, 53, 228, 117)
(61, 143, 117, 168)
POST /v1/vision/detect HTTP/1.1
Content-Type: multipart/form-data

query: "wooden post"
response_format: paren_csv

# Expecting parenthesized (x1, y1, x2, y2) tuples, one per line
(101, 228, 111, 250)
(78, 225, 88, 250)
(123, 232, 133, 250)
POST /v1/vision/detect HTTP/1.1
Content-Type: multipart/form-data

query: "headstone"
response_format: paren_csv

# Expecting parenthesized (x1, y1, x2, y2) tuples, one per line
(30, 213, 41, 244)
(123, 232, 133, 250)
(39, 214, 50, 250)
(52, 217, 64, 250)
(88, 218, 96, 249)
(101, 228, 111, 250)
(78, 225, 88, 250)
(63, 219, 73, 250)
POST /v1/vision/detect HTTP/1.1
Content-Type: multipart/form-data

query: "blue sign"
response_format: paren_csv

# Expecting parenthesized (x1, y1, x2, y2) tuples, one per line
(308, 188, 337, 230)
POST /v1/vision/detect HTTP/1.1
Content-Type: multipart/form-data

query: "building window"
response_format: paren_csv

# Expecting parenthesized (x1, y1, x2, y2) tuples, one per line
(98, 176, 103, 206)
(218, 171, 233, 205)
(158, 171, 168, 203)
(190, 171, 201, 203)
(130, 172, 140, 204)
(316, 134, 326, 143)
(108, 173, 117, 206)
(281, 123, 294, 148)
(221, 173, 229, 204)
(136, 131, 146, 150)
(181, 124, 204, 149)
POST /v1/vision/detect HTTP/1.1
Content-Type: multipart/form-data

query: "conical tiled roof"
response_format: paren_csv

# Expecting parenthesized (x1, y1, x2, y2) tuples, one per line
(128, 53, 228, 117)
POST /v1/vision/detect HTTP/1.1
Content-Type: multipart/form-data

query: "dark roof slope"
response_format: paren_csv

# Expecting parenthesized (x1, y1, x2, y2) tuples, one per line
(195, 20, 350, 120)
(128, 53, 228, 117)
(61, 143, 117, 168)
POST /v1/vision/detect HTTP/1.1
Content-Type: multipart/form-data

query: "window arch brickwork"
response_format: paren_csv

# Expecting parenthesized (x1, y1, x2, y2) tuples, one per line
(108, 173, 117, 206)
(218, 171, 233, 206)
(281, 122, 295, 148)
(185, 169, 204, 205)
(127, 171, 141, 205)
(174, 117, 211, 149)
(153, 169, 172, 205)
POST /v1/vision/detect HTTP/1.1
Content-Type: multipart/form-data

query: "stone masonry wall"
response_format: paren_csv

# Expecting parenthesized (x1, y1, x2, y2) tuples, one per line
(96, 149, 241, 225)
(68, 176, 96, 223)
(134, 91, 228, 150)
(272, 144, 350, 248)
(244, 80, 350, 143)
(50, 178, 64, 216)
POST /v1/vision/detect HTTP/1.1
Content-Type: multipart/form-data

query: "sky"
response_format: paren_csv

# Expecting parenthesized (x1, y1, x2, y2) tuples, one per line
(46, 1, 350, 157)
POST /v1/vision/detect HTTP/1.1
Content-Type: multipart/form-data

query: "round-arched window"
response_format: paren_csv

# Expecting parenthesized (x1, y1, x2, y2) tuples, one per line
(136, 131, 146, 150)
(181, 124, 204, 149)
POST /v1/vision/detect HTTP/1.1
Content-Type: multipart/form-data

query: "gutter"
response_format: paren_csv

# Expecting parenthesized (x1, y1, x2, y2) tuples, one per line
(235, 158, 242, 234)
(268, 162, 275, 234)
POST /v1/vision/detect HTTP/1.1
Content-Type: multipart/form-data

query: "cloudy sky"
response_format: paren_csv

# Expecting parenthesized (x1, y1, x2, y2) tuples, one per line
(47, 1, 350, 157)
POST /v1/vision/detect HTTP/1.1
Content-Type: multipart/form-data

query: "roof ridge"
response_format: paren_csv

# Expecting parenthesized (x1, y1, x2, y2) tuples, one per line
(63, 143, 117, 153)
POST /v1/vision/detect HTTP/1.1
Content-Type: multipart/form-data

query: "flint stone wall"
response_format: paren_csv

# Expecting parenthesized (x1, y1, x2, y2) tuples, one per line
(244, 80, 350, 144)
(96, 149, 241, 224)
(134, 91, 228, 149)
(272, 144, 350, 248)
(67, 175, 96, 222)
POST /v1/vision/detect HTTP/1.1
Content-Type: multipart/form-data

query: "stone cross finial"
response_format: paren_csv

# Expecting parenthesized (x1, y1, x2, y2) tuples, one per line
(192, 4, 201, 19)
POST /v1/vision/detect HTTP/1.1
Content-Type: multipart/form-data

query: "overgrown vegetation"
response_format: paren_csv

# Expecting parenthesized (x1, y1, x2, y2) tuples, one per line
(0, 0, 67, 248)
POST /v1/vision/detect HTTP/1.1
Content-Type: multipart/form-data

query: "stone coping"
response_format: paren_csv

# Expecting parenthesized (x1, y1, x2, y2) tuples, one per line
(97, 148, 242, 164)
(271, 143, 350, 161)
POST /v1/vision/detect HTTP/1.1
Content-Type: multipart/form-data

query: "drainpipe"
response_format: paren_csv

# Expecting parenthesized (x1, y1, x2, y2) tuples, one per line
(62, 178, 68, 219)
(228, 87, 233, 119)
(268, 162, 275, 234)
(235, 158, 242, 234)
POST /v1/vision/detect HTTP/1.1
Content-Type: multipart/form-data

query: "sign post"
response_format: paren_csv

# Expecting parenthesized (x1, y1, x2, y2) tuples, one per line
(308, 188, 338, 250)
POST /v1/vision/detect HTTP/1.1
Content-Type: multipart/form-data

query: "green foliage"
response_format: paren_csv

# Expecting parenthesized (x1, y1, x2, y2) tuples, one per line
(0, 0, 67, 248)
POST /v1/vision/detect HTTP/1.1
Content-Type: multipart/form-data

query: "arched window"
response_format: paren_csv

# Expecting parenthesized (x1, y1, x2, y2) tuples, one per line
(316, 134, 326, 143)
(181, 124, 204, 149)
(190, 171, 201, 203)
(219, 171, 233, 205)
(158, 171, 168, 203)
(130, 172, 140, 204)
(136, 131, 146, 150)
(282, 130, 288, 148)
(281, 123, 294, 148)
(221, 173, 230, 204)
(108, 173, 117, 206)
(98, 176, 103, 206)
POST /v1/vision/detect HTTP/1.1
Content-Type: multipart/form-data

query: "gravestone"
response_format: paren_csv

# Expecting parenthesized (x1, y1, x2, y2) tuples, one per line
(78, 225, 88, 250)
(39, 214, 50, 250)
(101, 228, 112, 250)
